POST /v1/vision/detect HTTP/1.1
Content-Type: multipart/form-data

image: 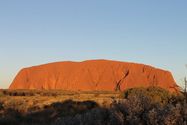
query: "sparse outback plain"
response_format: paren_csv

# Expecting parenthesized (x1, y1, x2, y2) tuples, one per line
(0, 87, 187, 125)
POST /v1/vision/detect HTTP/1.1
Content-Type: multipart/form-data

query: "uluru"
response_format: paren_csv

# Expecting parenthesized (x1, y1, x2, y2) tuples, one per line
(9, 60, 179, 92)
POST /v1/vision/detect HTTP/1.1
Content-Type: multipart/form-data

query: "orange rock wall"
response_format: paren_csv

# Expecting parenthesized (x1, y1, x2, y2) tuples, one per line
(9, 60, 179, 92)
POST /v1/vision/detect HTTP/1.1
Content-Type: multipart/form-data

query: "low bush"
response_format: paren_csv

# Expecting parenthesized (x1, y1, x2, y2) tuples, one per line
(122, 87, 173, 105)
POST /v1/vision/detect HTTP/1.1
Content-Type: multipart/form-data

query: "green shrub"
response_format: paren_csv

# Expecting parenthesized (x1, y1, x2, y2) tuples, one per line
(122, 87, 172, 105)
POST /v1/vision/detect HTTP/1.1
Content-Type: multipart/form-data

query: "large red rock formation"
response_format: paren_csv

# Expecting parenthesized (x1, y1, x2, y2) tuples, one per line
(9, 60, 179, 92)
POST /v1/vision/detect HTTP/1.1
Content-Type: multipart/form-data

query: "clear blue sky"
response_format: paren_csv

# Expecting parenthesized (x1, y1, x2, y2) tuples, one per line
(0, 0, 187, 89)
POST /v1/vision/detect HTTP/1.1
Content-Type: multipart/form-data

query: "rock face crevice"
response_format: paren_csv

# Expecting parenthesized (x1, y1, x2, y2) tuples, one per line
(115, 70, 130, 91)
(9, 60, 179, 92)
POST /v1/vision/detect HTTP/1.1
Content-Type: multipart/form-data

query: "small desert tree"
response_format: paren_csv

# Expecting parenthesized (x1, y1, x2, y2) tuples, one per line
(185, 64, 187, 102)
(184, 77, 187, 103)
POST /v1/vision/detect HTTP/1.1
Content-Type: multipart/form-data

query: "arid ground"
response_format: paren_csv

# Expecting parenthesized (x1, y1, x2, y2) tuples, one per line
(0, 90, 121, 112)
(0, 87, 187, 125)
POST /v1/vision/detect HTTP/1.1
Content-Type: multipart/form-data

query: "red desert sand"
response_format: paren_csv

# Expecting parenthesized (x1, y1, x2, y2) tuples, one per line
(9, 60, 179, 92)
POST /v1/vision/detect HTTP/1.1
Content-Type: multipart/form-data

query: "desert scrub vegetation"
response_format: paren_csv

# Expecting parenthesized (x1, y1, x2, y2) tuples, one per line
(0, 89, 119, 97)
(0, 90, 5, 97)
(117, 87, 187, 125)
(0, 100, 100, 125)
(122, 87, 177, 105)
(0, 87, 186, 125)
(1, 89, 58, 96)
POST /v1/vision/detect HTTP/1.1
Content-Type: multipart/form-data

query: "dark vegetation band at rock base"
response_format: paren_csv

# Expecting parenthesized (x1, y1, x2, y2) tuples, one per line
(0, 87, 187, 125)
